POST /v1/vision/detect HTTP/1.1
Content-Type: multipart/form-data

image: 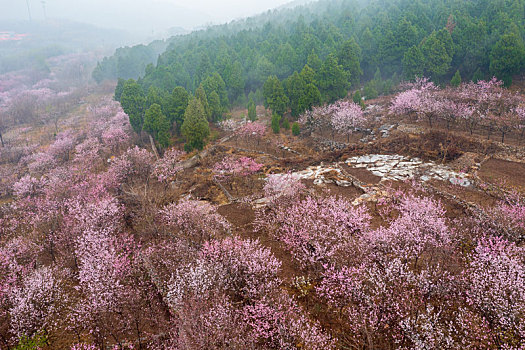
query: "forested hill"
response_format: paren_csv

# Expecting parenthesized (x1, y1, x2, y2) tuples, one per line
(95, 0, 525, 91)
(95, 0, 524, 148)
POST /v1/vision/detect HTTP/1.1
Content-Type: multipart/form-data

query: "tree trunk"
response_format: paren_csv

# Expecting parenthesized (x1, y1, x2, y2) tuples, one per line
(149, 134, 160, 160)
(213, 177, 235, 202)
(0, 132, 3, 147)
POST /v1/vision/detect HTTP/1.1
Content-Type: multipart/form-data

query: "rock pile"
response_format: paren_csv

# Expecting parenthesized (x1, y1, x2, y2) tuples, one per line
(346, 154, 472, 186)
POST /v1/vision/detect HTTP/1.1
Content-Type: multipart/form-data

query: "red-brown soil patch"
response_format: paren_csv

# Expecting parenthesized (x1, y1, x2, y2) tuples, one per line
(478, 158, 525, 190)
(218, 202, 255, 228)
(301, 179, 363, 202)
(341, 163, 382, 184)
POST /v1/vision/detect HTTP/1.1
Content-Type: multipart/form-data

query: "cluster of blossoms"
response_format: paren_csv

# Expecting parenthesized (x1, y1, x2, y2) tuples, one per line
(390, 77, 525, 142)
(264, 172, 305, 205)
(298, 100, 367, 140)
(484, 192, 525, 241)
(160, 199, 231, 245)
(263, 195, 371, 269)
(217, 118, 239, 132)
(235, 121, 267, 138)
(152, 148, 185, 183)
(213, 156, 264, 180)
(329, 100, 366, 138)
(254, 183, 525, 348)
(234, 121, 267, 146)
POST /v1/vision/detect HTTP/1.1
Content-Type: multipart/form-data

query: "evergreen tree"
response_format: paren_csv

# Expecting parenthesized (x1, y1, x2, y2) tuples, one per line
(420, 30, 453, 79)
(403, 46, 425, 79)
(271, 113, 281, 134)
(181, 98, 210, 151)
(195, 85, 211, 120)
(282, 116, 290, 130)
(307, 51, 322, 72)
(114, 78, 126, 101)
(490, 31, 525, 86)
(196, 54, 212, 85)
(303, 83, 321, 111)
(248, 98, 257, 121)
(202, 73, 229, 111)
(338, 37, 362, 86)
(292, 122, 300, 136)
(300, 64, 316, 86)
(120, 79, 145, 134)
(316, 54, 349, 103)
(145, 86, 166, 110)
(285, 72, 307, 117)
(225, 61, 245, 102)
(256, 56, 275, 86)
(450, 70, 462, 87)
(143, 103, 171, 148)
(165, 86, 189, 130)
(157, 127, 171, 149)
(263, 76, 289, 116)
(208, 90, 222, 121)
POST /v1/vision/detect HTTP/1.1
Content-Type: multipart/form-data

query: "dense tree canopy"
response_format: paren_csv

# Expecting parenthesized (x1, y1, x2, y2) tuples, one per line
(97, 0, 525, 95)
(102, 0, 525, 152)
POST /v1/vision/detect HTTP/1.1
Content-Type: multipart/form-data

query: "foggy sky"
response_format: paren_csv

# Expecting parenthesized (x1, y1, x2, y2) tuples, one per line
(1, 0, 294, 33)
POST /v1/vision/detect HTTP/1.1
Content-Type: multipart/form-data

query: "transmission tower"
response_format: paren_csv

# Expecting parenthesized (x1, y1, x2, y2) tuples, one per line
(26, 0, 32, 21)
(41, 1, 47, 20)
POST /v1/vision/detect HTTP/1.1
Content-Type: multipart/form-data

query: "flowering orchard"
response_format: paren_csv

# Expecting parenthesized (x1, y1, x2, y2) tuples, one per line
(3, 100, 525, 348)
(298, 99, 368, 142)
(2, 69, 525, 349)
(390, 77, 525, 143)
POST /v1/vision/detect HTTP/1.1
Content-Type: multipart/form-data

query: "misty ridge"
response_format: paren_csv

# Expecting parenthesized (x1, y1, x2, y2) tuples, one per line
(0, 0, 310, 76)
(1, 0, 525, 349)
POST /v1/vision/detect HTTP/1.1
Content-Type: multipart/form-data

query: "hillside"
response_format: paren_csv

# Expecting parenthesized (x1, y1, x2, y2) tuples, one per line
(96, 0, 525, 91)
(1, 0, 525, 349)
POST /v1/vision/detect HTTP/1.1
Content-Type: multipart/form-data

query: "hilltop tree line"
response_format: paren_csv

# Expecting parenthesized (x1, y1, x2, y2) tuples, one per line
(106, 0, 525, 150)
(95, 0, 525, 95)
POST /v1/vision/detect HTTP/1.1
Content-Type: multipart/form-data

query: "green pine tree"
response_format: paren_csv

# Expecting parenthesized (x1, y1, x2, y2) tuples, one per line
(490, 31, 525, 86)
(181, 98, 210, 151)
(271, 113, 281, 134)
(282, 116, 290, 130)
(208, 90, 222, 121)
(248, 98, 257, 121)
(263, 76, 289, 116)
(338, 37, 362, 86)
(165, 86, 189, 130)
(195, 85, 211, 120)
(450, 70, 462, 87)
(143, 103, 171, 149)
(316, 54, 349, 103)
(120, 79, 145, 134)
(292, 122, 300, 136)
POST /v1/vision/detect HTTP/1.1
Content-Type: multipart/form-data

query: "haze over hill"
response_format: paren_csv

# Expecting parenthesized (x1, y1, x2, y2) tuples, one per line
(0, 0, 298, 34)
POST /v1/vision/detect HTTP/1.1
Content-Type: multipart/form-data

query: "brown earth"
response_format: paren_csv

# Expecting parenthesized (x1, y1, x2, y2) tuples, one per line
(478, 158, 525, 191)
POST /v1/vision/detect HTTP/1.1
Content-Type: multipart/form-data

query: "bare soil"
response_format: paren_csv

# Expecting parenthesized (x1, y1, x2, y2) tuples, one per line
(478, 158, 525, 190)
